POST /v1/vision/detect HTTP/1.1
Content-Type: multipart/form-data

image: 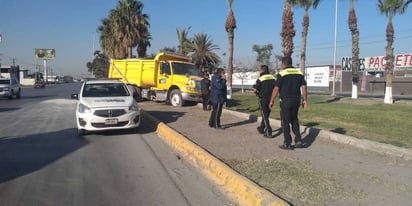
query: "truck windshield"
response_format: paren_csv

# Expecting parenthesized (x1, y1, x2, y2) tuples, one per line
(0, 80, 10, 84)
(172, 63, 200, 76)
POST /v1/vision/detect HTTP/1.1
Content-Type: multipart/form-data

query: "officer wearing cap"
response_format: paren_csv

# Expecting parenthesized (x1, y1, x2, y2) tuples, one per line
(270, 57, 307, 150)
(253, 65, 276, 137)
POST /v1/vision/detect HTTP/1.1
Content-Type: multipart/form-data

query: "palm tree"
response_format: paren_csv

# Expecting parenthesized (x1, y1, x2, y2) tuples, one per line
(377, 0, 411, 104)
(98, 18, 117, 59)
(188, 33, 221, 69)
(98, 0, 150, 59)
(290, 0, 321, 73)
(117, 0, 150, 58)
(281, 0, 296, 58)
(176, 27, 192, 55)
(348, 0, 360, 99)
(225, 0, 236, 99)
(99, 10, 128, 59)
(137, 29, 151, 58)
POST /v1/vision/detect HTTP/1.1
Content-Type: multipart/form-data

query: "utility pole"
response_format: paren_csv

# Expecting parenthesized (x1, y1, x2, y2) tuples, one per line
(332, 0, 338, 96)
(0, 32, 2, 66)
(91, 32, 95, 78)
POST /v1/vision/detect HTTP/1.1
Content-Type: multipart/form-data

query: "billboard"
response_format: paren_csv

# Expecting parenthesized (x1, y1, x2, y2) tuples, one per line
(306, 66, 330, 87)
(342, 53, 412, 71)
(34, 49, 55, 60)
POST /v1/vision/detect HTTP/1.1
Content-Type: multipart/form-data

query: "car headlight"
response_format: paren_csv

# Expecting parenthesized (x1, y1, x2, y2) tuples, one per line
(78, 103, 91, 113)
(129, 102, 139, 111)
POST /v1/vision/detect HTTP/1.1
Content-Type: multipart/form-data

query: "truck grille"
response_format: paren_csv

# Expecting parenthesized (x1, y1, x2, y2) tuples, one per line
(94, 109, 126, 117)
(194, 80, 201, 91)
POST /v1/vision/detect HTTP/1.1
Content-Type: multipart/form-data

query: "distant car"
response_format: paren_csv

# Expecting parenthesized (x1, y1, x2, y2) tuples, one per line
(0, 77, 21, 99)
(71, 80, 141, 136)
(34, 81, 46, 88)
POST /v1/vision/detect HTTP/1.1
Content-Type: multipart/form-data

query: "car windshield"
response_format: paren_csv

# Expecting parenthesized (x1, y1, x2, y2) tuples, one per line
(172, 62, 200, 76)
(82, 83, 130, 97)
(0, 79, 10, 84)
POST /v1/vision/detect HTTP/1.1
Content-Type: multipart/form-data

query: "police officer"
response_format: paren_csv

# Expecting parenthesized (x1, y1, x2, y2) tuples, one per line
(209, 68, 227, 129)
(201, 72, 211, 111)
(253, 65, 276, 137)
(270, 57, 307, 150)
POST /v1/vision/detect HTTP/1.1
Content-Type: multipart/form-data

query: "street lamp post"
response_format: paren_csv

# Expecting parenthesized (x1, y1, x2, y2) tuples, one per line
(332, 0, 338, 96)
(91, 32, 95, 78)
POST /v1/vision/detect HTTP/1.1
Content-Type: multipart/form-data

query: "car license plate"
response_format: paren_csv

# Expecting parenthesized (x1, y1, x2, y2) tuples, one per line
(105, 118, 118, 125)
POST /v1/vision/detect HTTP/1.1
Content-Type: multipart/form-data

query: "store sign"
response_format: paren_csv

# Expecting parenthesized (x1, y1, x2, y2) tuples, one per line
(306, 66, 329, 87)
(342, 53, 412, 71)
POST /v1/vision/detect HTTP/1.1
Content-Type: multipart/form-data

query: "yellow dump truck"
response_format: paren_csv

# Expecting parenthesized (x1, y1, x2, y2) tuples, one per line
(108, 52, 202, 106)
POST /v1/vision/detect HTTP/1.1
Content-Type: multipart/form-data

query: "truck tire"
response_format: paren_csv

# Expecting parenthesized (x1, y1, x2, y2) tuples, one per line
(16, 89, 21, 99)
(169, 89, 183, 107)
(8, 90, 14, 99)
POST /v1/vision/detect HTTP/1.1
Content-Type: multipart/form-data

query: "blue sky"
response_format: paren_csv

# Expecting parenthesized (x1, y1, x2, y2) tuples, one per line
(0, 0, 411, 77)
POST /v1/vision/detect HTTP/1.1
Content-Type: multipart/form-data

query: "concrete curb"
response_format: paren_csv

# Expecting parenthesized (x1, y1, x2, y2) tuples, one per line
(142, 111, 290, 206)
(223, 109, 412, 161)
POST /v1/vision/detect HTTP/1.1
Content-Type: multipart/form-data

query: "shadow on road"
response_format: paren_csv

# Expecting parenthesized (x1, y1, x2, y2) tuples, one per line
(0, 128, 89, 183)
(223, 115, 258, 129)
(92, 119, 157, 136)
(146, 111, 186, 124)
(0, 107, 21, 113)
(21, 95, 58, 100)
(301, 126, 320, 148)
(331, 127, 347, 134)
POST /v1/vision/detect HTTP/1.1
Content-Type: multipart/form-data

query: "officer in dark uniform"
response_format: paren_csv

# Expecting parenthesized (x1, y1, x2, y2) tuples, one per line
(253, 65, 276, 137)
(200, 72, 211, 111)
(270, 57, 307, 150)
(209, 68, 227, 129)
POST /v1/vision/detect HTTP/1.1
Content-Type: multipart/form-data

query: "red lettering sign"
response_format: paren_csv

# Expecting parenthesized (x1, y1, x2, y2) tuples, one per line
(396, 55, 402, 67)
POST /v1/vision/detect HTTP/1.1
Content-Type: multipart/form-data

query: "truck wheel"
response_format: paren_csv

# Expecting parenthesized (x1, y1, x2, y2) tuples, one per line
(16, 89, 21, 99)
(169, 89, 183, 107)
(8, 90, 14, 99)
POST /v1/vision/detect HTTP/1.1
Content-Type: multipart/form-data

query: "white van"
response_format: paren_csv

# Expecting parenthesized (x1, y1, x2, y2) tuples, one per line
(0, 77, 21, 99)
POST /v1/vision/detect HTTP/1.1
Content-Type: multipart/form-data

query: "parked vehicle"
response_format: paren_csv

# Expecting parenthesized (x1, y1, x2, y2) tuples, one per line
(71, 79, 141, 136)
(34, 81, 46, 88)
(0, 77, 21, 99)
(108, 52, 202, 106)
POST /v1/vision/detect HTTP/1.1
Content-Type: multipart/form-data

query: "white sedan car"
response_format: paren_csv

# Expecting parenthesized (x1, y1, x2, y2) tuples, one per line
(72, 80, 141, 135)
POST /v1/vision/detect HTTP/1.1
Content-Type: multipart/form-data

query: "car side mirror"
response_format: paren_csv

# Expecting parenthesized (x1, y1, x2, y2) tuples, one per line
(71, 93, 79, 99)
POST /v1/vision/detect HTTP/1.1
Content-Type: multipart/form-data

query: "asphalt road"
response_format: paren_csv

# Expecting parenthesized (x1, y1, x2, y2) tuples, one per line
(0, 83, 229, 206)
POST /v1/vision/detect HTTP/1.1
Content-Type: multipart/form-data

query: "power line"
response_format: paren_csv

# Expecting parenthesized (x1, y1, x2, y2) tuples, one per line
(295, 35, 412, 51)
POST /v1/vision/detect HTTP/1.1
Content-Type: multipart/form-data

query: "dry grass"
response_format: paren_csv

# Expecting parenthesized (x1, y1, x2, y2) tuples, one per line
(225, 158, 363, 206)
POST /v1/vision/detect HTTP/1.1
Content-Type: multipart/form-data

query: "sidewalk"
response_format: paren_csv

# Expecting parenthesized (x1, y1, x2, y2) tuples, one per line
(140, 101, 412, 206)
